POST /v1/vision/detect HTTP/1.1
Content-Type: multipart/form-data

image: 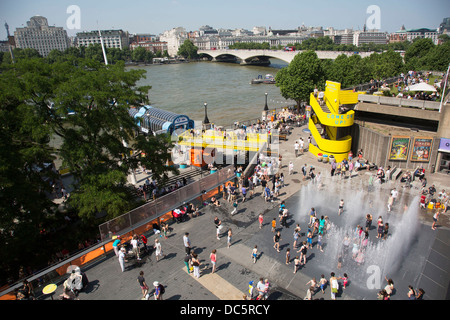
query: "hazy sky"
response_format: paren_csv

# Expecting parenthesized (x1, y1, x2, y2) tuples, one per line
(0, 0, 449, 39)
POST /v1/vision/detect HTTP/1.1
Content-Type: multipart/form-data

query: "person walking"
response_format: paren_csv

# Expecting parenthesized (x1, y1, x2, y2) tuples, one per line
(227, 228, 232, 248)
(131, 234, 141, 261)
(273, 231, 281, 252)
(387, 195, 394, 212)
(330, 272, 339, 300)
(191, 253, 201, 278)
(252, 245, 258, 263)
(338, 199, 344, 216)
(210, 249, 217, 274)
(153, 281, 164, 300)
(293, 225, 301, 249)
(319, 274, 327, 294)
(432, 209, 440, 230)
(384, 277, 394, 298)
(407, 285, 416, 300)
(183, 232, 191, 255)
(118, 247, 127, 272)
(214, 216, 223, 240)
(154, 238, 165, 262)
(293, 256, 301, 274)
(231, 199, 238, 215)
(183, 253, 191, 274)
(285, 248, 291, 265)
(294, 141, 299, 158)
(317, 233, 324, 252)
(289, 161, 294, 175)
(365, 213, 373, 231)
(113, 236, 121, 257)
(137, 271, 149, 300)
(271, 218, 276, 232)
(258, 213, 264, 229)
(302, 164, 307, 180)
(376, 217, 384, 239)
(298, 241, 308, 266)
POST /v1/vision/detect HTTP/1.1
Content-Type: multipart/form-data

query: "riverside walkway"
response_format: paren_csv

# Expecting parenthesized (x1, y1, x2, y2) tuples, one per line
(40, 124, 450, 301)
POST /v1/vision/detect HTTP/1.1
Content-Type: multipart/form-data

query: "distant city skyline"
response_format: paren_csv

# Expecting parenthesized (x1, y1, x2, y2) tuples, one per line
(0, 0, 449, 40)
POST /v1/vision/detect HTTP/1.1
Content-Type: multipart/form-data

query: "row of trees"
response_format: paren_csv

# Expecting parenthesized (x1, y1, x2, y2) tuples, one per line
(0, 55, 178, 284)
(0, 44, 170, 66)
(227, 36, 449, 72)
(275, 38, 450, 107)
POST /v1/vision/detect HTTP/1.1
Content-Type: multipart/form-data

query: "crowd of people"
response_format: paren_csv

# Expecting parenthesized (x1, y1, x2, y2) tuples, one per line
(19, 104, 446, 301)
(393, 71, 442, 101)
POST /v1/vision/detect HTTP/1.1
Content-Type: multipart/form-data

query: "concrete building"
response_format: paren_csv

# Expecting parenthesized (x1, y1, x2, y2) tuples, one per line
(14, 16, 70, 57)
(324, 27, 354, 45)
(389, 26, 439, 45)
(439, 17, 450, 36)
(128, 33, 167, 53)
(76, 29, 129, 49)
(353, 30, 388, 46)
(130, 40, 168, 53)
(159, 27, 188, 57)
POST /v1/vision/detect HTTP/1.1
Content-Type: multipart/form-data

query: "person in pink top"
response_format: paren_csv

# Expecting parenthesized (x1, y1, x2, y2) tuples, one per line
(210, 249, 217, 273)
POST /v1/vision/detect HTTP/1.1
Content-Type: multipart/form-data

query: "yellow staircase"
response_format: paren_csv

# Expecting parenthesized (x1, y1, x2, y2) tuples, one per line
(308, 81, 362, 163)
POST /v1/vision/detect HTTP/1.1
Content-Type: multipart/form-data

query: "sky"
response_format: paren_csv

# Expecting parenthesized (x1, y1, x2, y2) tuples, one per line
(0, 0, 449, 39)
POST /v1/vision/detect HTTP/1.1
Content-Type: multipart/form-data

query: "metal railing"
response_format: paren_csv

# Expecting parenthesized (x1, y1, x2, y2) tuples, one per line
(0, 165, 236, 300)
(357, 94, 441, 111)
(98, 164, 236, 241)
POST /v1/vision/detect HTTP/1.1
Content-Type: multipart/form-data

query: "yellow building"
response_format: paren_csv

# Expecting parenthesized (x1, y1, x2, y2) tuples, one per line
(308, 81, 362, 163)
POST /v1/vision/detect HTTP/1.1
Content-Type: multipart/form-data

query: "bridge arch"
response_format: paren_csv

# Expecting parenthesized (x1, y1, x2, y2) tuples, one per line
(198, 49, 373, 65)
(198, 49, 294, 65)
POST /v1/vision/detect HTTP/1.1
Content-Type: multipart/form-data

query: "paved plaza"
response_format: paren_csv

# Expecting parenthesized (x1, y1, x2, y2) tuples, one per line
(42, 124, 450, 302)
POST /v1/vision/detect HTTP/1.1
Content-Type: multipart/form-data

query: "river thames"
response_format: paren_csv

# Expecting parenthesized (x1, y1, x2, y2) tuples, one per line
(128, 59, 293, 126)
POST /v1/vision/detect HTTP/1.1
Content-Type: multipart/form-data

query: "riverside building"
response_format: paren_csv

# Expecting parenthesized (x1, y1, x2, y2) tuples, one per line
(76, 29, 130, 49)
(14, 16, 70, 57)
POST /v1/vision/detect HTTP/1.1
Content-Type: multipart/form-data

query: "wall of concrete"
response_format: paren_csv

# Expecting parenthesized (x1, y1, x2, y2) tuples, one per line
(351, 123, 440, 172)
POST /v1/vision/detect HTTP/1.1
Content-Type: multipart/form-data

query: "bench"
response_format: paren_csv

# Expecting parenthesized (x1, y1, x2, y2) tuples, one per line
(394, 169, 403, 181)
(278, 134, 288, 141)
(388, 166, 397, 180)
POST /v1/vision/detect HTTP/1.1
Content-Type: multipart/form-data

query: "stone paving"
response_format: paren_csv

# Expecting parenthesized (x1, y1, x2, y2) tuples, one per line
(42, 124, 450, 301)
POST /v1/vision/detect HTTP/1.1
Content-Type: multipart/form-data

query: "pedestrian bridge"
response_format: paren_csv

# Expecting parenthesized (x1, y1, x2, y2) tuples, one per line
(198, 49, 372, 65)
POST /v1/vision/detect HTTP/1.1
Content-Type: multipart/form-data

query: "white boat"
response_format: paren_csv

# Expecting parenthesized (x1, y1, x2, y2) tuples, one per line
(251, 74, 275, 84)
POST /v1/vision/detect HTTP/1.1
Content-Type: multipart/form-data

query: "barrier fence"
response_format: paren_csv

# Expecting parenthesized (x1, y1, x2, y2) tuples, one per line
(0, 165, 236, 300)
(98, 164, 236, 241)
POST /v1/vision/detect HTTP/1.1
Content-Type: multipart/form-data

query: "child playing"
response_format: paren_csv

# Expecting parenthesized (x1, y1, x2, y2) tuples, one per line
(251, 245, 258, 263)
(341, 273, 349, 289)
(231, 199, 238, 215)
(319, 274, 328, 294)
(317, 233, 324, 252)
(285, 248, 290, 265)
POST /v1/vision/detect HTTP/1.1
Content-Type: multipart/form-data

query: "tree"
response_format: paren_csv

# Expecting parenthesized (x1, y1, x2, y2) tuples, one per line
(177, 39, 198, 59)
(422, 41, 450, 71)
(131, 46, 147, 62)
(275, 50, 325, 107)
(0, 58, 59, 283)
(0, 56, 175, 224)
(404, 38, 434, 70)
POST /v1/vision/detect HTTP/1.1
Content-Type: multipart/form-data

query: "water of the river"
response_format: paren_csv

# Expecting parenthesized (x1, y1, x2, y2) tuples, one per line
(127, 59, 293, 127)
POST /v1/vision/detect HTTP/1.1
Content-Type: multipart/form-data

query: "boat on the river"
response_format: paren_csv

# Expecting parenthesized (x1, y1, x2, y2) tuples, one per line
(251, 74, 275, 84)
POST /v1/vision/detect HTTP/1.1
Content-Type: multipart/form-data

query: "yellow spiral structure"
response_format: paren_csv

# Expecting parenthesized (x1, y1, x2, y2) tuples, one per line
(308, 80, 362, 163)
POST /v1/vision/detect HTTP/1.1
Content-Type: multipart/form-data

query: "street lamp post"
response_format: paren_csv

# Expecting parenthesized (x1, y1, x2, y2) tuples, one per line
(264, 92, 269, 111)
(262, 92, 269, 121)
(203, 102, 210, 128)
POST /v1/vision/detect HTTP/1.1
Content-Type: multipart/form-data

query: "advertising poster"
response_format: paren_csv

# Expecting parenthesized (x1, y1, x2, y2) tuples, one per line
(410, 137, 433, 162)
(389, 136, 410, 161)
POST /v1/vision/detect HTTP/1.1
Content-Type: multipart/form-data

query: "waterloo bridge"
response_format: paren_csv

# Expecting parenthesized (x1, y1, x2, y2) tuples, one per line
(198, 49, 373, 65)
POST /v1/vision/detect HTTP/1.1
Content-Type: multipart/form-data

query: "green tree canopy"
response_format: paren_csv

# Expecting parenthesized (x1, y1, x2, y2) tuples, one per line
(177, 39, 198, 59)
(275, 50, 325, 107)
